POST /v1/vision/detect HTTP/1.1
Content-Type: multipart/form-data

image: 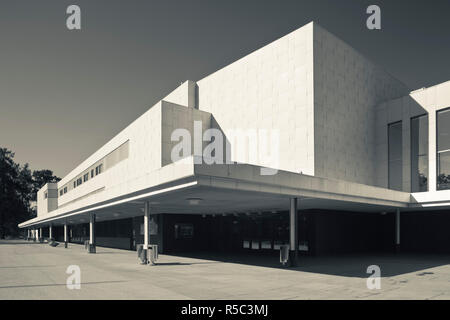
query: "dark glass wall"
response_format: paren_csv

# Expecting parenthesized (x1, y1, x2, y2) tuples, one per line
(388, 121, 403, 190)
(69, 223, 89, 244)
(437, 108, 450, 190)
(401, 211, 450, 253)
(96, 218, 133, 250)
(411, 115, 428, 192)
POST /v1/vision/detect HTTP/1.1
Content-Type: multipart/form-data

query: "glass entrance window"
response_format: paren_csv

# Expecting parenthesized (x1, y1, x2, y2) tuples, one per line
(411, 115, 428, 192)
(388, 121, 403, 191)
(437, 108, 450, 190)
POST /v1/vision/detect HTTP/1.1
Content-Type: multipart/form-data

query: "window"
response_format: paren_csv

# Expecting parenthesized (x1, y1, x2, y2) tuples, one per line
(91, 169, 94, 178)
(95, 164, 103, 176)
(388, 121, 403, 191)
(83, 173, 89, 182)
(174, 223, 194, 239)
(437, 108, 450, 190)
(44, 192, 48, 199)
(76, 177, 82, 186)
(73, 181, 76, 188)
(411, 115, 428, 192)
(64, 187, 67, 194)
(60, 190, 63, 196)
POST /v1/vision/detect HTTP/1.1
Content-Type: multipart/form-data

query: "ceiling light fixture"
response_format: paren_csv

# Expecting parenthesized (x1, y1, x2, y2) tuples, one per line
(186, 198, 203, 205)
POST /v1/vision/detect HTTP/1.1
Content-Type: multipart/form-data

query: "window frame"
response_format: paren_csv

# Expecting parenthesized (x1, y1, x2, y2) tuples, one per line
(388, 120, 403, 191)
(436, 107, 450, 190)
(410, 114, 429, 192)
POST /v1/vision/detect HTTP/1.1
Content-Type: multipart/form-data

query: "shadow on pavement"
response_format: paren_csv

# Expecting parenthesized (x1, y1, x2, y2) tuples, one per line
(165, 251, 450, 278)
(2, 240, 448, 278)
(153, 261, 220, 266)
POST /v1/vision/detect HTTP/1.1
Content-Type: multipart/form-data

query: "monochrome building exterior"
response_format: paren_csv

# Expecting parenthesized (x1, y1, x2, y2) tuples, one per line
(19, 22, 450, 264)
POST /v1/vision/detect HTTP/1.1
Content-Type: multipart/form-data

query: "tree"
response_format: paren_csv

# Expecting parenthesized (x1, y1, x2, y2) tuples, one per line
(0, 147, 60, 238)
(31, 169, 61, 201)
(0, 148, 30, 238)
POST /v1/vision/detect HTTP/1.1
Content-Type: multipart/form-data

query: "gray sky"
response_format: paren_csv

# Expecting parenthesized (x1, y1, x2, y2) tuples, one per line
(1, 0, 449, 178)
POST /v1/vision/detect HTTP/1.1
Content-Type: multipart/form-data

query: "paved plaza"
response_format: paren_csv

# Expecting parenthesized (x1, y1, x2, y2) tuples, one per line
(0, 240, 449, 299)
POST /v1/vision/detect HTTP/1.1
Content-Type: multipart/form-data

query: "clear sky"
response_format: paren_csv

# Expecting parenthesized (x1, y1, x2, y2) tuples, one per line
(1, 0, 449, 178)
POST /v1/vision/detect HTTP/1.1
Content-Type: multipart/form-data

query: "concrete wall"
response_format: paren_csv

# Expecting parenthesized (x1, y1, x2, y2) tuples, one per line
(161, 101, 212, 166)
(197, 22, 315, 175)
(33, 20, 450, 224)
(313, 23, 410, 186)
(37, 182, 58, 216)
(163, 80, 197, 108)
(375, 80, 450, 192)
(54, 101, 163, 211)
(36, 97, 209, 217)
(36, 101, 164, 216)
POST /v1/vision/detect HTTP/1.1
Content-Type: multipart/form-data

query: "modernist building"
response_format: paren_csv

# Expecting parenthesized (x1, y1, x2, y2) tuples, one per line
(19, 22, 450, 265)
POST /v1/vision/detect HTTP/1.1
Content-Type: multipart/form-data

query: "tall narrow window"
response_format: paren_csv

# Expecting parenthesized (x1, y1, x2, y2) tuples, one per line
(388, 121, 403, 191)
(437, 108, 450, 190)
(411, 115, 428, 192)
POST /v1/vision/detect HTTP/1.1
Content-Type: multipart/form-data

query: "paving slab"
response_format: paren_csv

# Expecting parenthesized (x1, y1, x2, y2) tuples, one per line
(0, 240, 449, 299)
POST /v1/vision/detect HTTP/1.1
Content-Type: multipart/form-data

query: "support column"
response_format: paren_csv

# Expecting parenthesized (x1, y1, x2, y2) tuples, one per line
(39, 227, 43, 243)
(64, 223, 68, 248)
(49, 225, 53, 239)
(143, 201, 150, 263)
(289, 198, 298, 267)
(395, 209, 401, 253)
(88, 213, 96, 253)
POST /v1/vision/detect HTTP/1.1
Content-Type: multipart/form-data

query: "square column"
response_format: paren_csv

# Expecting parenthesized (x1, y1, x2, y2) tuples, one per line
(395, 209, 401, 253)
(49, 225, 53, 239)
(289, 198, 298, 267)
(64, 223, 68, 248)
(39, 228, 43, 243)
(88, 213, 96, 253)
